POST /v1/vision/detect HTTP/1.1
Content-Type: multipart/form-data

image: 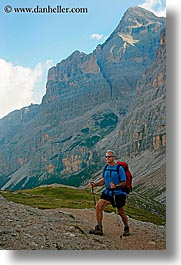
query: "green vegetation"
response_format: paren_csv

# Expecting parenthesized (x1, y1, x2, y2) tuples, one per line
(93, 112, 118, 128)
(124, 203, 165, 225)
(64, 112, 118, 152)
(79, 135, 100, 148)
(81, 128, 90, 134)
(0, 186, 165, 225)
(0, 186, 95, 209)
(67, 135, 101, 150)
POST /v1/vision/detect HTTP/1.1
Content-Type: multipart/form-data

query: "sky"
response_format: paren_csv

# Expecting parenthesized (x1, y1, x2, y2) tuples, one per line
(0, 0, 166, 119)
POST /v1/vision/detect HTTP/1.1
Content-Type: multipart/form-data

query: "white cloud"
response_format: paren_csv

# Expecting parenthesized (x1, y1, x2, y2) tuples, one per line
(139, 0, 166, 17)
(90, 33, 107, 42)
(0, 58, 54, 119)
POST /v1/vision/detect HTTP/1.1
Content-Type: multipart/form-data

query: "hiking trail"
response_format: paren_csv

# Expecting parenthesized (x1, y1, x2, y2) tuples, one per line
(0, 195, 166, 250)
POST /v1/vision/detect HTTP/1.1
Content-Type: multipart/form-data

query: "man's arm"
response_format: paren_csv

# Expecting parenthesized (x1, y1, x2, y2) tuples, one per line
(90, 178, 105, 188)
(110, 180, 126, 189)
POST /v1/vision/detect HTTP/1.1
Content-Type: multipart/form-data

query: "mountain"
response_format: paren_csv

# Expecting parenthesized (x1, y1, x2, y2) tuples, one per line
(0, 7, 166, 193)
(117, 27, 166, 204)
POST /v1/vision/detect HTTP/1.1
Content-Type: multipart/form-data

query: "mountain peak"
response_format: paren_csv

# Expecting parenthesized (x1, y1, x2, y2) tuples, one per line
(123, 6, 159, 21)
(66, 50, 87, 61)
(114, 6, 164, 35)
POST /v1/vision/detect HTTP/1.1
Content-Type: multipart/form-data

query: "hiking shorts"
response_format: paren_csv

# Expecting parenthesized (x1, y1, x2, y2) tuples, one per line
(100, 192, 126, 209)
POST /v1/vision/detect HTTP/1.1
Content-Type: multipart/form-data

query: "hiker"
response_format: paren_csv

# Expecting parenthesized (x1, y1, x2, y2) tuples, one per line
(89, 150, 130, 236)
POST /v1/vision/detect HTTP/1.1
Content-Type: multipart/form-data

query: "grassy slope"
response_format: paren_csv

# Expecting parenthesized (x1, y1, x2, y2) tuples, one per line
(0, 185, 165, 225)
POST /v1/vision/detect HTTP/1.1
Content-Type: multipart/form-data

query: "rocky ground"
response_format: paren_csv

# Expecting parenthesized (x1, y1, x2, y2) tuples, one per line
(0, 195, 166, 250)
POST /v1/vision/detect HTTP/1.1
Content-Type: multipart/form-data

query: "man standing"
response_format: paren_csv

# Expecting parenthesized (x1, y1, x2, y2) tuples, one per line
(89, 150, 130, 236)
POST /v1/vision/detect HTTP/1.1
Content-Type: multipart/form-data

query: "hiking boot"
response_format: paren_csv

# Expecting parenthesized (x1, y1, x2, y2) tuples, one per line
(89, 225, 103, 236)
(123, 226, 130, 237)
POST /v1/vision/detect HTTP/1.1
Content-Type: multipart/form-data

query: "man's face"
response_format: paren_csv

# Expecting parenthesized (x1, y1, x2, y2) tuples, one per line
(105, 152, 114, 163)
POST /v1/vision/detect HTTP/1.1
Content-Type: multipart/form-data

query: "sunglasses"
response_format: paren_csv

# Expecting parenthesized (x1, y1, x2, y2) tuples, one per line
(105, 155, 114, 158)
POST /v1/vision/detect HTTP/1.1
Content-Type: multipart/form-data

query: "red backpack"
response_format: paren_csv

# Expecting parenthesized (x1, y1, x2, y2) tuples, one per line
(117, 162, 132, 194)
(103, 161, 133, 194)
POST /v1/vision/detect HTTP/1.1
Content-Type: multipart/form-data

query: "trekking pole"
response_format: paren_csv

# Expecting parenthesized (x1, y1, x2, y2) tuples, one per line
(112, 193, 120, 227)
(91, 186, 96, 207)
(112, 190, 123, 240)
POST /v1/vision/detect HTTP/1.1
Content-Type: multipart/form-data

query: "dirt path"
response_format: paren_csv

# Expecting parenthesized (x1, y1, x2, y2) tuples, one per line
(0, 195, 166, 250)
(58, 208, 166, 250)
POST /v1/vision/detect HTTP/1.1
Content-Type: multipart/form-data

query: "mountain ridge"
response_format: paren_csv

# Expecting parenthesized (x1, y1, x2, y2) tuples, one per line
(0, 7, 166, 200)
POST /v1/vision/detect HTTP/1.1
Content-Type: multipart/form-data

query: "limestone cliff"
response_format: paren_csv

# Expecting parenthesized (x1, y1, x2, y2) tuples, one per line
(0, 7, 165, 194)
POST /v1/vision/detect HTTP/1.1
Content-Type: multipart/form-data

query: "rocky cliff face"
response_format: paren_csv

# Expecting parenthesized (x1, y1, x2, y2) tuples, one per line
(118, 27, 166, 156)
(0, 7, 165, 194)
(96, 7, 165, 98)
(42, 51, 111, 120)
(118, 27, 166, 204)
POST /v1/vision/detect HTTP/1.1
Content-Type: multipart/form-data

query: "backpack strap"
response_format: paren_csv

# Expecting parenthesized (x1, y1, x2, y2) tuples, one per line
(103, 164, 121, 181)
(102, 164, 108, 178)
(116, 164, 121, 182)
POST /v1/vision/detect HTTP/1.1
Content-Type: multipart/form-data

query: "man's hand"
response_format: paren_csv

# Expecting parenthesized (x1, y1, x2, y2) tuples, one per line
(90, 178, 104, 188)
(110, 182, 116, 189)
(90, 182, 96, 188)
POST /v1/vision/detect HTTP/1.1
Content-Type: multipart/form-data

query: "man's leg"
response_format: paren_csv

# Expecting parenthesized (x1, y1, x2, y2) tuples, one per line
(118, 207, 130, 236)
(96, 199, 110, 225)
(117, 206, 128, 225)
(89, 198, 110, 235)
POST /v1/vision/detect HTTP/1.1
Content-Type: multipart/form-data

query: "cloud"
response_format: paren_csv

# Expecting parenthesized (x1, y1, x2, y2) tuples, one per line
(139, 0, 166, 17)
(0, 58, 54, 119)
(90, 33, 107, 42)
